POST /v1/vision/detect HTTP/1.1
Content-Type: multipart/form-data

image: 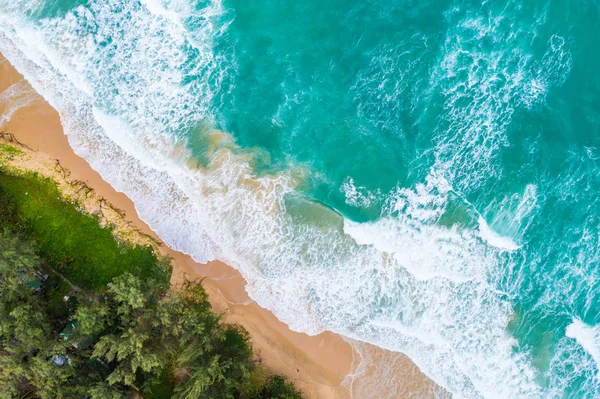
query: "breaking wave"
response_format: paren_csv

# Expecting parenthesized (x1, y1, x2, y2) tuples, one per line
(1, 0, 596, 397)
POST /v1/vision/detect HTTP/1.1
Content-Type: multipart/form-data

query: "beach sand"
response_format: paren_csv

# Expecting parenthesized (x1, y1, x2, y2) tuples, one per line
(0, 53, 443, 399)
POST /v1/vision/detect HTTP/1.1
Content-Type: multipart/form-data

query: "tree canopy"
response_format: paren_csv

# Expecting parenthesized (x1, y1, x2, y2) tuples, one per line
(0, 230, 301, 399)
(0, 167, 302, 399)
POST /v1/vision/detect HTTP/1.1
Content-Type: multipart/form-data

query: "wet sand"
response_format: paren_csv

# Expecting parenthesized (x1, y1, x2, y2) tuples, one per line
(0, 53, 443, 399)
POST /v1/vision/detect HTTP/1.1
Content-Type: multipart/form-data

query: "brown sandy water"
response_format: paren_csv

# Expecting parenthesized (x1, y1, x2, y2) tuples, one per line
(0, 53, 444, 399)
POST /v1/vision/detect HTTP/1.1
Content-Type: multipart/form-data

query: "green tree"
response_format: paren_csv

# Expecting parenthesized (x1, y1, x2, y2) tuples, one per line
(26, 345, 76, 399)
(91, 274, 257, 398)
(260, 376, 303, 399)
(92, 274, 163, 389)
(170, 292, 253, 399)
(0, 229, 50, 395)
(88, 381, 128, 399)
(0, 229, 77, 399)
(0, 229, 303, 399)
(73, 298, 110, 338)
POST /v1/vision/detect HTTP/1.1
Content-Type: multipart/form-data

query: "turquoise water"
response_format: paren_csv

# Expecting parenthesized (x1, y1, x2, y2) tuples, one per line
(1, 0, 599, 397)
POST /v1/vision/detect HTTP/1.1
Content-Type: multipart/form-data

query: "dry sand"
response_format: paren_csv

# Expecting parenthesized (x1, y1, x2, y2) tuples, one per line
(0, 53, 444, 399)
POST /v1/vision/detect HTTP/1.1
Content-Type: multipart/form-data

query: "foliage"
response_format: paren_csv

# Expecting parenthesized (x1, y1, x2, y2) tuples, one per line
(240, 368, 303, 399)
(260, 376, 303, 399)
(88, 381, 129, 399)
(0, 143, 22, 158)
(0, 166, 303, 399)
(90, 275, 255, 398)
(0, 229, 75, 398)
(239, 367, 271, 398)
(41, 275, 73, 331)
(0, 171, 170, 290)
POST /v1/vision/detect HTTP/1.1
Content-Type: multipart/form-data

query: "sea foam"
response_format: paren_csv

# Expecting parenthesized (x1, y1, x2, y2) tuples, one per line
(566, 319, 600, 379)
(0, 79, 38, 125)
(477, 217, 520, 251)
(0, 0, 575, 398)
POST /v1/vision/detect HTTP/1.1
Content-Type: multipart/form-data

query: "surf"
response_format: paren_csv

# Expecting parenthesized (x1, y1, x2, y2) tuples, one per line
(1, 0, 598, 398)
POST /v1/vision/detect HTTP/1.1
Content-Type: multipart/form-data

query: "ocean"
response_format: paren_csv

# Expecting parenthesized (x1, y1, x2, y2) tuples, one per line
(1, 0, 599, 397)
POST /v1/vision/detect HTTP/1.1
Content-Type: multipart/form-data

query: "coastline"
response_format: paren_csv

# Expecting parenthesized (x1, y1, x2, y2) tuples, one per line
(0, 53, 443, 398)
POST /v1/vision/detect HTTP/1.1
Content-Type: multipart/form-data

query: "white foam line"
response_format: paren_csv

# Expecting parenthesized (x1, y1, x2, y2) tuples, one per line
(0, 2, 557, 398)
(566, 319, 600, 379)
(0, 80, 38, 126)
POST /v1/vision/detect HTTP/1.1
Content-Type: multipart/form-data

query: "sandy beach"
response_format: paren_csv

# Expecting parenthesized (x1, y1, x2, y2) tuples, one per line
(0, 53, 442, 399)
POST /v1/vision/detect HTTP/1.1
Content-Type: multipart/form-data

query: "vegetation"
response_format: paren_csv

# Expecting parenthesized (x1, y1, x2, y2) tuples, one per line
(0, 143, 22, 157)
(0, 161, 302, 398)
(0, 171, 169, 290)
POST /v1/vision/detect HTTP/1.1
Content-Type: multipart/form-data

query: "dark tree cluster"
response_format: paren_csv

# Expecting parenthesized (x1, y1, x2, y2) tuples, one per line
(0, 229, 302, 399)
(0, 169, 301, 399)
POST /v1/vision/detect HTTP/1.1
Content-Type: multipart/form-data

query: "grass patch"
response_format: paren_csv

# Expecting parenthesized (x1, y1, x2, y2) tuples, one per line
(0, 170, 170, 291)
(0, 159, 304, 399)
(0, 143, 23, 158)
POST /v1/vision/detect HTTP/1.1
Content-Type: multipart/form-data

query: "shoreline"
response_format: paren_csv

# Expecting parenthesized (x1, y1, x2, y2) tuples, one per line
(1, 53, 443, 398)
